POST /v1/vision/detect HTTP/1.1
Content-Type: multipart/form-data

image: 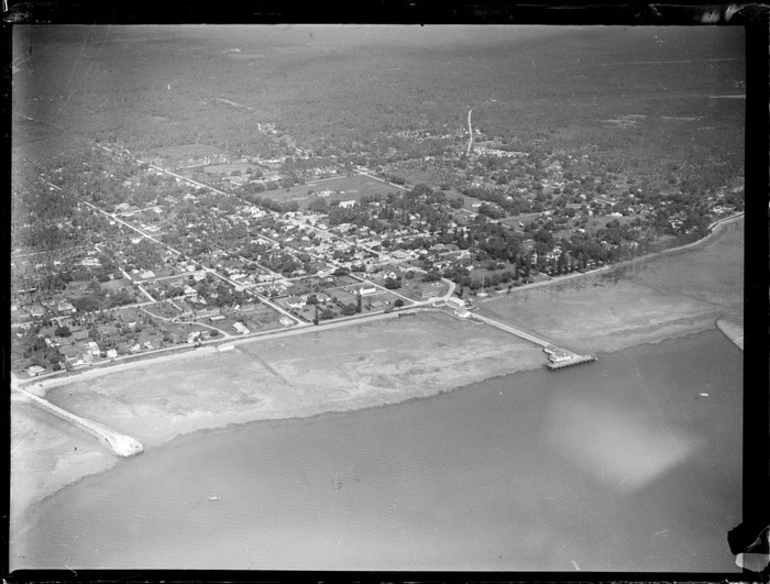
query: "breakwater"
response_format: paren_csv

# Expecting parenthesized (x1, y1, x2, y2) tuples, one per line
(13, 387, 144, 457)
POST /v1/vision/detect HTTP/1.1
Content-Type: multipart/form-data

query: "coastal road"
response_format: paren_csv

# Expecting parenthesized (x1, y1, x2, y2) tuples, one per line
(19, 291, 467, 396)
(136, 284, 157, 303)
(475, 265, 611, 302)
(20, 306, 444, 394)
(17, 270, 460, 391)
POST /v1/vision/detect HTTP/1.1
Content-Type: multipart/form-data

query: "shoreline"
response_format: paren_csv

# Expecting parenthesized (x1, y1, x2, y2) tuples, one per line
(11, 324, 731, 548)
(11, 215, 743, 523)
(12, 325, 743, 573)
(11, 313, 722, 524)
(15, 213, 743, 396)
(12, 311, 547, 520)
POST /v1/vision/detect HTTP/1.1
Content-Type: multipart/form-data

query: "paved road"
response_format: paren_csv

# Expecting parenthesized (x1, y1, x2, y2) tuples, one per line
(15, 306, 442, 391)
(136, 283, 157, 303)
(353, 169, 410, 192)
(466, 108, 474, 155)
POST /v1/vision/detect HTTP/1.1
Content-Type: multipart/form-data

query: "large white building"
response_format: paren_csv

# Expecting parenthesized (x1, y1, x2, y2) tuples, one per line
(233, 322, 250, 335)
(358, 284, 377, 296)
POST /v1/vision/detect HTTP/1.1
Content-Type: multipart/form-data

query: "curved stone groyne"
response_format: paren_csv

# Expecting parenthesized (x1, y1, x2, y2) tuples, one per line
(13, 387, 144, 457)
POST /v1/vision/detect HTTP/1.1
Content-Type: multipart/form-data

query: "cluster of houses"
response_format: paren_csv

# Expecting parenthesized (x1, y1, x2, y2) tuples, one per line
(25, 299, 77, 321)
(52, 338, 124, 370)
(80, 256, 101, 267)
(472, 145, 527, 159)
(432, 295, 473, 318)
(232, 322, 250, 335)
(283, 282, 379, 312)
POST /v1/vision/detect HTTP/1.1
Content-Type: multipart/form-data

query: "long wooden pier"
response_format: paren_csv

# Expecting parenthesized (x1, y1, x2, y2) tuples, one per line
(470, 313, 596, 370)
(471, 313, 552, 348)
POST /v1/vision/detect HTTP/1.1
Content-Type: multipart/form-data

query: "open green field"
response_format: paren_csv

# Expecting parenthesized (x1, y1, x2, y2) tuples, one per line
(202, 162, 255, 175)
(498, 213, 540, 228)
(257, 173, 396, 209)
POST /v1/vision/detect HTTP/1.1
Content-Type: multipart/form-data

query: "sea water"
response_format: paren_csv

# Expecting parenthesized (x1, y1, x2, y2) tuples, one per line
(11, 330, 742, 572)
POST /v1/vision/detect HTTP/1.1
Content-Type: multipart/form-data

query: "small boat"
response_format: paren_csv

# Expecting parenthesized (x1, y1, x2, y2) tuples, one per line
(208, 496, 222, 501)
(698, 393, 710, 397)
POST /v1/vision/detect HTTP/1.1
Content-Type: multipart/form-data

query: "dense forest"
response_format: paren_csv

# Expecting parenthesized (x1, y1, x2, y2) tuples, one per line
(12, 26, 744, 199)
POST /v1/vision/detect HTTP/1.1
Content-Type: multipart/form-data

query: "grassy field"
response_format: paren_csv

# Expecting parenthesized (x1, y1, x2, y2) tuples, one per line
(256, 173, 397, 209)
(202, 162, 255, 175)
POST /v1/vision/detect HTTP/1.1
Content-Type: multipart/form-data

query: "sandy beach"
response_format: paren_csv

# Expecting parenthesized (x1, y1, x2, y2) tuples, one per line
(11, 216, 744, 524)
